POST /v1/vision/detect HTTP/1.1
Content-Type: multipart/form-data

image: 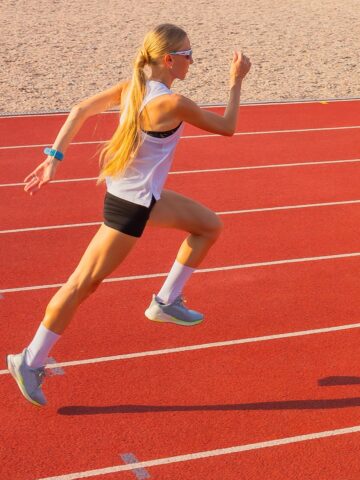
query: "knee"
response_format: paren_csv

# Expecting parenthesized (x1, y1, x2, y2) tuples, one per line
(65, 272, 103, 300)
(201, 213, 224, 243)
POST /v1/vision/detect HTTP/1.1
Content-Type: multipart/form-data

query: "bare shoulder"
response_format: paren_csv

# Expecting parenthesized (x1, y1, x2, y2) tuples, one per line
(170, 93, 201, 119)
(172, 93, 204, 122)
(171, 93, 197, 110)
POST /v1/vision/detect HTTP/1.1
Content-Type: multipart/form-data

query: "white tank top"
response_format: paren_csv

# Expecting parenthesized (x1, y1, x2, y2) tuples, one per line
(105, 80, 184, 207)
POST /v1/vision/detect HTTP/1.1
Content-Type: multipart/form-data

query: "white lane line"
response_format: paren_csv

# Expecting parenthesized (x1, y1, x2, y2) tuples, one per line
(217, 199, 360, 215)
(2, 199, 360, 235)
(1, 125, 359, 150)
(1, 321, 360, 376)
(37, 424, 360, 479)
(0, 105, 224, 119)
(183, 125, 360, 139)
(2, 158, 360, 189)
(0, 177, 98, 188)
(2, 97, 360, 119)
(0, 110, 119, 119)
(1, 251, 360, 294)
(0, 140, 101, 150)
(0, 222, 102, 234)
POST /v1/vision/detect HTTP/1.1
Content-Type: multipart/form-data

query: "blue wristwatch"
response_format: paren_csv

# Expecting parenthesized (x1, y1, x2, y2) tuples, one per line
(44, 147, 64, 161)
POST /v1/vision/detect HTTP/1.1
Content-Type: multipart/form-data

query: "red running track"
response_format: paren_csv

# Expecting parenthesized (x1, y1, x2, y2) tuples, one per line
(1, 329, 360, 479)
(1, 124, 359, 184)
(1, 99, 360, 479)
(2, 203, 360, 290)
(1, 99, 360, 146)
(3, 160, 360, 230)
(1, 259, 360, 363)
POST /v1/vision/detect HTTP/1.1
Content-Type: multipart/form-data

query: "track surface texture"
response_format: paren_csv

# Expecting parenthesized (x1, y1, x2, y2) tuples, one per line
(1, 100, 360, 479)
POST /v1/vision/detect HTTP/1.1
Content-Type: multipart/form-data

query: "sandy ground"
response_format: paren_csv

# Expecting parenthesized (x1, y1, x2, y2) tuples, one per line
(0, 0, 359, 114)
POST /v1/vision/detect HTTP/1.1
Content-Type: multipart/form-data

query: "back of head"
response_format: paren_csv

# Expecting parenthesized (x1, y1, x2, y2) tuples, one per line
(99, 24, 187, 181)
(137, 23, 187, 68)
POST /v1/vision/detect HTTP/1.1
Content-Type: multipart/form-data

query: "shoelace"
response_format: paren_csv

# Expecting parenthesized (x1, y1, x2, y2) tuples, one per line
(33, 367, 46, 386)
(173, 295, 187, 307)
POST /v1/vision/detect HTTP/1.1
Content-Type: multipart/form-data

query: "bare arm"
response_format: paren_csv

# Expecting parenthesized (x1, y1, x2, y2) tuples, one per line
(175, 51, 251, 136)
(24, 81, 127, 195)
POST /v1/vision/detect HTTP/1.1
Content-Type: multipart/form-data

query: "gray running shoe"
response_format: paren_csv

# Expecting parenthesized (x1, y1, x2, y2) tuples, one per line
(145, 295, 204, 326)
(6, 349, 47, 407)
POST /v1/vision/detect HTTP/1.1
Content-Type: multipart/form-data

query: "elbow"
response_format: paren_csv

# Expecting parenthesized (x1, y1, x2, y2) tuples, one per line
(69, 104, 88, 120)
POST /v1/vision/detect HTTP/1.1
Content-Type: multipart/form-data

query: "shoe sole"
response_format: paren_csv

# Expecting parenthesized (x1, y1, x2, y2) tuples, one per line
(6, 355, 44, 407)
(144, 309, 204, 326)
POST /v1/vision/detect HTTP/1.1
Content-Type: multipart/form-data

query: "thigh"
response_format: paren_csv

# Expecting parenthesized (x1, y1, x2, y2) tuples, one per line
(71, 223, 138, 282)
(148, 190, 219, 235)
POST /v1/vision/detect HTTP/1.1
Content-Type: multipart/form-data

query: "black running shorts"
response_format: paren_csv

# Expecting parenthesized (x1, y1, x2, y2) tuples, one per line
(103, 192, 157, 238)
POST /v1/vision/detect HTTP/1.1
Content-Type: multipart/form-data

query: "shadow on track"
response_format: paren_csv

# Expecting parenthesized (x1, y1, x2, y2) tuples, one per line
(58, 397, 360, 416)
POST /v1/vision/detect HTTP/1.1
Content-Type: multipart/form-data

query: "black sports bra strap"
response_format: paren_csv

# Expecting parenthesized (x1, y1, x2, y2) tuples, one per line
(142, 122, 182, 138)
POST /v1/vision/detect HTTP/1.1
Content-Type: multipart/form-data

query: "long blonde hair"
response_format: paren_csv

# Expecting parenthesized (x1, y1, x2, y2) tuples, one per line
(98, 24, 187, 181)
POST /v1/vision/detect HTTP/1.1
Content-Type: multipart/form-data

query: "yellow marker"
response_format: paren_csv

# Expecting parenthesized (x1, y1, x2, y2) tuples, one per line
(320, 101, 328, 104)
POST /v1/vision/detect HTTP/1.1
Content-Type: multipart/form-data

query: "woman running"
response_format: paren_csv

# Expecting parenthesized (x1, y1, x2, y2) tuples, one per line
(7, 23, 251, 406)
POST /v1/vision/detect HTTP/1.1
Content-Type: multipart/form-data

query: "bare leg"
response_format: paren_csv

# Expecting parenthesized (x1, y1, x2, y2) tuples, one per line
(7, 224, 138, 405)
(43, 224, 137, 334)
(144, 190, 222, 322)
(148, 190, 223, 267)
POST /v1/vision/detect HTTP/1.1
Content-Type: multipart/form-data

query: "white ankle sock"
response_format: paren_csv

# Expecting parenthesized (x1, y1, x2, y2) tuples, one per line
(157, 260, 195, 304)
(25, 324, 61, 369)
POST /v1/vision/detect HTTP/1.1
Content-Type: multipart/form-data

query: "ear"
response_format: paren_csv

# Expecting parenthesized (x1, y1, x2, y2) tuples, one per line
(164, 53, 173, 68)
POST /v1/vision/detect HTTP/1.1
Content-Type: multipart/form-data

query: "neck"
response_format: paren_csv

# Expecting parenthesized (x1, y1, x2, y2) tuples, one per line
(148, 67, 174, 88)
(148, 78, 172, 88)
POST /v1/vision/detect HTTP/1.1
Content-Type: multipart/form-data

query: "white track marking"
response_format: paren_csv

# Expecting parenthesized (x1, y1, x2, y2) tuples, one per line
(183, 125, 360, 140)
(1, 97, 359, 118)
(0, 110, 119, 119)
(0, 222, 101, 234)
(216, 199, 360, 215)
(1, 251, 360, 294)
(1, 321, 360, 376)
(2, 199, 360, 235)
(0, 177, 98, 187)
(2, 158, 360, 188)
(1, 125, 359, 150)
(0, 140, 101, 150)
(36, 424, 360, 479)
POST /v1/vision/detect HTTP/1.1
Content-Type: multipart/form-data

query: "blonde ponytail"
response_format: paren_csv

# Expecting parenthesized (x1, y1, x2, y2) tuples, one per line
(98, 24, 187, 181)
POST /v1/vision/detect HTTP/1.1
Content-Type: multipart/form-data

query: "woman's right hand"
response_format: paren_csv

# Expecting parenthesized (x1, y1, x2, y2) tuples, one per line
(230, 51, 251, 85)
(24, 156, 59, 195)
